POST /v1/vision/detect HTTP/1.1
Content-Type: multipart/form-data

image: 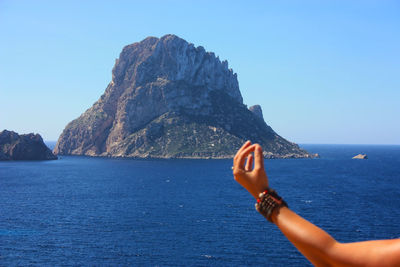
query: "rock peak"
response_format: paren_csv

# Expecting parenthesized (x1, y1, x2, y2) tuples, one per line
(160, 33, 183, 41)
(249, 105, 264, 121)
(112, 34, 242, 103)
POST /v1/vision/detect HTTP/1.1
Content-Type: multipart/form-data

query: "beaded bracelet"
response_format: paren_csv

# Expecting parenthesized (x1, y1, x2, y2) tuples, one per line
(255, 188, 288, 222)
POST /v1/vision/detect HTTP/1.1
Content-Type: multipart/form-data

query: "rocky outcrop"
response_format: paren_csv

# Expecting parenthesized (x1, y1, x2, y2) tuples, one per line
(249, 105, 264, 121)
(0, 130, 57, 160)
(352, 154, 368, 159)
(54, 34, 314, 159)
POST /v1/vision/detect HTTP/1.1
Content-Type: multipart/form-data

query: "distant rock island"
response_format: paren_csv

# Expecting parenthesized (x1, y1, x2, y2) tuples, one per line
(54, 34, 314, 159)
(0, 130, 57, 161)
(352, 154, 368, 159)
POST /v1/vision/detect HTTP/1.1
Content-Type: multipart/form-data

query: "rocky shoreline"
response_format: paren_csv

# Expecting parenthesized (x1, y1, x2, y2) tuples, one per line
(61, 149, 318, 160)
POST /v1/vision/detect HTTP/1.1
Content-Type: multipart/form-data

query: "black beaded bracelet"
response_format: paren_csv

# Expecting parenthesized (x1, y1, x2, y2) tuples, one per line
(255, 188, 288, 222)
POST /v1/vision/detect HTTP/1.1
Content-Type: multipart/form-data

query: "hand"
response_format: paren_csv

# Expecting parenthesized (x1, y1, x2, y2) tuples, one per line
(233, 141, 269, 199)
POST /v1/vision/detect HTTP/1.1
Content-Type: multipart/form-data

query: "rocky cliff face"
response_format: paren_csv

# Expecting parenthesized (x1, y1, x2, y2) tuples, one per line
(54, 34, 313, 159)
(0, 130, 57, 160)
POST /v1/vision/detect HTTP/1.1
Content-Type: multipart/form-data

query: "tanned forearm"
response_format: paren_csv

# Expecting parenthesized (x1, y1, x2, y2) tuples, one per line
(271, 207, 337, 266)
(271, 207, 400, 267)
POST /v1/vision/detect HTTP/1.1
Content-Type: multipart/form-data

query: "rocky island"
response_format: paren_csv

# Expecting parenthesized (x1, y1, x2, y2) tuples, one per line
(0, 130, 57, 160)
(352, 154, 368, 159)
(54, 34, 314, 159)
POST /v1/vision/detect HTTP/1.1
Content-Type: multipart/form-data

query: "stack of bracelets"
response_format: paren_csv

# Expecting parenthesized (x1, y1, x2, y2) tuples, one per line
(255, 188, 288, 222)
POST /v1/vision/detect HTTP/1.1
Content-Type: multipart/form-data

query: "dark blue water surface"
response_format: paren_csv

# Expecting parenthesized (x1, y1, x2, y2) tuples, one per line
(1, 145, 399, 266)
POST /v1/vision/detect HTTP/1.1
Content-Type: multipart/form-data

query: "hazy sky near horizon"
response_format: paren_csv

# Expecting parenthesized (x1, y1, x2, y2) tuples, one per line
(1, 0, 399, 144)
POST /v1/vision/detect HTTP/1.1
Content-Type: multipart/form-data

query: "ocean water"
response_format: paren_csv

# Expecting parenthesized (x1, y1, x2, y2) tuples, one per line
(1, 144, 399, 266)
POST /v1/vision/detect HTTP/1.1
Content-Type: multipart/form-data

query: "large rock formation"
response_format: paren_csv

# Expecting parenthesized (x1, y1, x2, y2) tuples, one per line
(0, 130, 57, 160)
(54, 34, 313, 159)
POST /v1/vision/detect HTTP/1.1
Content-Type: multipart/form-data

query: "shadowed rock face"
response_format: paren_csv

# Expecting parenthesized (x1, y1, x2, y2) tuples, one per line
(54, 34, 313, 159)
(249, 105, 264, 121)
(0, 130, 57, 160)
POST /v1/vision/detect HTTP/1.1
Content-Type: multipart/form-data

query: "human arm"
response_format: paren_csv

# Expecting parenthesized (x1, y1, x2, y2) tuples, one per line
(233, 141, 400, 267)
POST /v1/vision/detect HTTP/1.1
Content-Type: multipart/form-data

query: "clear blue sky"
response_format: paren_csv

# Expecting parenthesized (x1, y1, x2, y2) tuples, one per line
(1, 0, 399, 144)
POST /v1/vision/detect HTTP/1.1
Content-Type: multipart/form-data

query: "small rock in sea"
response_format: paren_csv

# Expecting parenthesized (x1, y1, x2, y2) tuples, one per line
(352, 154, 368, 159)
(0, 130, 57, 161)
(202, 255, 213, 259)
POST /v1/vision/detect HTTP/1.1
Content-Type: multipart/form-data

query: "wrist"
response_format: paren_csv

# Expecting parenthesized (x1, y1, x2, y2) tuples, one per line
(251, 188, 268, 199)
(251, 184, 269, 199)
(255, 188, 288, 223)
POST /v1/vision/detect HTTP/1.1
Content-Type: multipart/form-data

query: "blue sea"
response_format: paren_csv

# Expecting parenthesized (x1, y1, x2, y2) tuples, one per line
(1, 144, 399, 266)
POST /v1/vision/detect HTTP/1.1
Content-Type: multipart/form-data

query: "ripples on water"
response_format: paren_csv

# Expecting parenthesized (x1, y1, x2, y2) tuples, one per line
(1, 145, 399, 266)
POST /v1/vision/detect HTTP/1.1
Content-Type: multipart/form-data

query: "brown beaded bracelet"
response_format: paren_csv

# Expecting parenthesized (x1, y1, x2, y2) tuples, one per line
(255, 188, 288, 222)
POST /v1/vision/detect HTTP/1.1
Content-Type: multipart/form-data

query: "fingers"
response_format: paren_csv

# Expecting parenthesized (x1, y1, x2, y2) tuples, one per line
(245, 154, 253, 171)
(254, 144, 264, 170)
(235, 141, 251, 158)
(237, 144, 257, 170)
(233, 141, 251, 166)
